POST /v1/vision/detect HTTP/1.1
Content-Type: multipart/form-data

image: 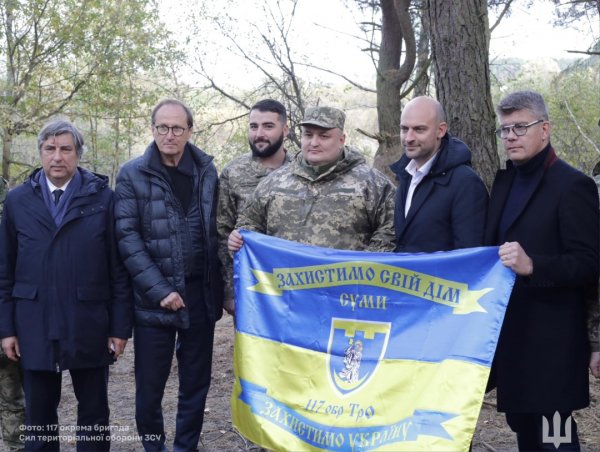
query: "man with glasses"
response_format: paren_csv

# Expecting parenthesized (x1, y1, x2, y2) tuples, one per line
(114, 99, 223, 452)
(485, 90, 599, 450)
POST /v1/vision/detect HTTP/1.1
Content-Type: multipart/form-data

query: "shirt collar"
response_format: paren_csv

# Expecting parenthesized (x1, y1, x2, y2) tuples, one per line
(405, 152, 437, 178)
(45, 174, 72, 193)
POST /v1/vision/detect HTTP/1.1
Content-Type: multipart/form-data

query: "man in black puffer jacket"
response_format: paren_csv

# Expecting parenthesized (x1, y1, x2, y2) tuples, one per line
(115, 99, 223, 452)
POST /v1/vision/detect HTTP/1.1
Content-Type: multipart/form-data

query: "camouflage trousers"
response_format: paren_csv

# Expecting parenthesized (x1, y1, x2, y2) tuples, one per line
(0, 352, 25, 451)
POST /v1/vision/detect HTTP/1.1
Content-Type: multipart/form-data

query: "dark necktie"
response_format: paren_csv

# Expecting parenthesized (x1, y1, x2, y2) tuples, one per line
(53, 189, 64, 205)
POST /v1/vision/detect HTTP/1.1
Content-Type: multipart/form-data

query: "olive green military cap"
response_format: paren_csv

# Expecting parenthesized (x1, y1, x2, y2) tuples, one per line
(299, 106, 345, 130)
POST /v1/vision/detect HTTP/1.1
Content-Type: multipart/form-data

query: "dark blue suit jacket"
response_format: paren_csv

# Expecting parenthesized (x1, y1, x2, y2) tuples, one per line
(0, 168, 132, 370)
(390, 133, 488, 253)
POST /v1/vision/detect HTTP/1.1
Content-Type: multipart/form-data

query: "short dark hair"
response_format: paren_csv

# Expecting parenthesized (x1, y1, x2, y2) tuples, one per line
(37, 119, 86, 158)
(496, 90, 549, 121)
(151, 98, 194, 128)
(250, 99, 287, 123)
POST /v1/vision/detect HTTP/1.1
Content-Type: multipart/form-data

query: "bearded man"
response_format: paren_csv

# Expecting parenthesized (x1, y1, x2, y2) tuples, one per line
(217, 99, 291, 314)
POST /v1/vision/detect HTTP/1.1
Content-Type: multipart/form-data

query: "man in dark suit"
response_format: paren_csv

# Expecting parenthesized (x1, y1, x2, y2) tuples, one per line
(0, 119, 132, 451)
(390, 96, 488, 253)
(486, 91, 599, 450)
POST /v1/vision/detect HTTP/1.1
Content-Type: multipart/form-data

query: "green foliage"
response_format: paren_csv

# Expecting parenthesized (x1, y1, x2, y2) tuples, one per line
(0, 0, 180, 183)
(546, 62, 600, 174)
(491, 57, 600, 173)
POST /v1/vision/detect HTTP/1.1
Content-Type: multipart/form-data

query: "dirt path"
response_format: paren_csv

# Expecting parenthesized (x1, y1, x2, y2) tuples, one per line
(55, 315, 600, 451)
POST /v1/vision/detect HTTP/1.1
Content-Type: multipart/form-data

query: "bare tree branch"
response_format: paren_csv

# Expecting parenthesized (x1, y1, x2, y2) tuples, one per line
(356, 127, 380, 140)
(567, 50, 600, 55)
(296, 62, 376, 93)
(562, 99, 600, 155)
(196, 112, 249, 131)
(399, 57, 431, 98)
(489, 0, 514, 33)
(197, 60, 251, 110)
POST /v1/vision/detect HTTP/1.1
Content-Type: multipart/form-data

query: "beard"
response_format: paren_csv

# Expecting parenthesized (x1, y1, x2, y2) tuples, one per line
(250, 133, 284, 158)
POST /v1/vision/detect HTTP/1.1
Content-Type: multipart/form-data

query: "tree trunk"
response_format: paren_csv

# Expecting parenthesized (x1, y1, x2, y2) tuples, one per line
(426, 0, 499, 189)
(2, 0, 16, 181)
(412, 9, 431, 97)
(373, 0, 416, 183)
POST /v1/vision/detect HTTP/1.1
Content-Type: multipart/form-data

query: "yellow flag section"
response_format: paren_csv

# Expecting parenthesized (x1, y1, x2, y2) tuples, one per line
(233, 333, 490, 451)
(249, 261, 492, 315)
(231, 231, 515, 451)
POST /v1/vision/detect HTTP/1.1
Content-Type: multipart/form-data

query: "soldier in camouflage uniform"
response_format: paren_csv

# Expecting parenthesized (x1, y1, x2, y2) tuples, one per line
(0, 178, 25, 452)
(217, 99, 292, 314)
(228, 106, 395, 254)
(0, 350, 25, 451)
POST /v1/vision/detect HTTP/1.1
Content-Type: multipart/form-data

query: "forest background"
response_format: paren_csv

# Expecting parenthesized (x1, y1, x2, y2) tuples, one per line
(0, 0, 598, 190)
(1, 1, 599, 450)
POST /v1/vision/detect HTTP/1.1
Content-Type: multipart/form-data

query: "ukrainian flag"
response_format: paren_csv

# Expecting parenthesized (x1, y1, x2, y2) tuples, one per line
(232, 231, 514, 451)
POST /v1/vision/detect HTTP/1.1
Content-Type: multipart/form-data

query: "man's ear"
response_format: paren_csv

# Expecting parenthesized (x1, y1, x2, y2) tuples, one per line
(438, 122, 448, 138)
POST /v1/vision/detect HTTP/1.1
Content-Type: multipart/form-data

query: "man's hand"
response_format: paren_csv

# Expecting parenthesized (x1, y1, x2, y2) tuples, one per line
(590, 351, 600, 378)
(160, 292, 185, 311)
(224, 298, 235, 316)
(228, 229, 244, 254)
(108, 337, 128, 359)
(1, 336, 20, 362)
(499, 241, 533, 276)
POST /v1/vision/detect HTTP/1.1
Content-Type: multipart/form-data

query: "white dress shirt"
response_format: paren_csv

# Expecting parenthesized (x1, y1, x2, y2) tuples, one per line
(404, 154, 437, 217)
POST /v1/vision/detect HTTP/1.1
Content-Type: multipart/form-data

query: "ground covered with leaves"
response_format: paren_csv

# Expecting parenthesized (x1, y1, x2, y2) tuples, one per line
(56, 315, 600, 451)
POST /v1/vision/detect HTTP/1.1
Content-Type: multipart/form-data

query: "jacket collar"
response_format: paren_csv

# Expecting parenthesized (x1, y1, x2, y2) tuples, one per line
(389, 133, 473, 182)
(141, 141, 213, 174)
(486, 144, 557, 243)
(290, 145, 365, 181)
(28, 167, 107, 198)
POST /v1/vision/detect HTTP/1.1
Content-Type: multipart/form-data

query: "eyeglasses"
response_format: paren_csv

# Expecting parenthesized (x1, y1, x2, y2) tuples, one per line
(495, 119, 544, 139)
(154, 125, 189, 137)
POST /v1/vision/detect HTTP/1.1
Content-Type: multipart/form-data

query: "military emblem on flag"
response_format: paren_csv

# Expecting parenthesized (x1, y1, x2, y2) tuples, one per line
(232, 231, 515, 451)
(327, 318, 390, 397)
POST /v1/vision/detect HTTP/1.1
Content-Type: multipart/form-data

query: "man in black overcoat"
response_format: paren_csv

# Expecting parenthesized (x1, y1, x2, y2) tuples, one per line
(485, 90, 599, 450)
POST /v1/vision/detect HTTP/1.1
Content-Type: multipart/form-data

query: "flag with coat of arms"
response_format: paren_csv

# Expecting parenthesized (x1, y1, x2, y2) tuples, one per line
(231, 230, 515, 451)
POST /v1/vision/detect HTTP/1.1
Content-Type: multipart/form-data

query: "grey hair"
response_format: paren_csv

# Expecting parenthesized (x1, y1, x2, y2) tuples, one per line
(37, 119, 86, 158)
(151, 98, 194, 128)
(496, 90, 549, 120)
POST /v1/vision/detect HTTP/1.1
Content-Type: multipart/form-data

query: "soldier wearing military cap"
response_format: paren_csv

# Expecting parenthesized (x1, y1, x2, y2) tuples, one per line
(300, 106, 346, 130)
(228, 105, 395, 255)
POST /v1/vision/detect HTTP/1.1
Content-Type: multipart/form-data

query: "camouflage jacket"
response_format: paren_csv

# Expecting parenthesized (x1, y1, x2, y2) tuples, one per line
(217, 151, 292, 299)
(236, 146, 396, 253)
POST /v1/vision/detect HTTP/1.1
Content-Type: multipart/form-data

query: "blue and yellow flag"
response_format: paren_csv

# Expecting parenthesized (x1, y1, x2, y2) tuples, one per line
(232, 231, 515, 451)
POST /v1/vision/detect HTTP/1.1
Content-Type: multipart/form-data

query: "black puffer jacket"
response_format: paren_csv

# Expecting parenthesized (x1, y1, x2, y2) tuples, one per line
(115, 142, 223, 328)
